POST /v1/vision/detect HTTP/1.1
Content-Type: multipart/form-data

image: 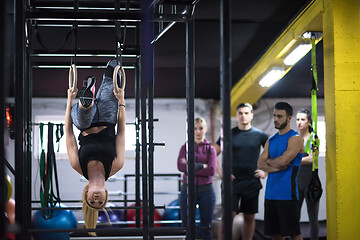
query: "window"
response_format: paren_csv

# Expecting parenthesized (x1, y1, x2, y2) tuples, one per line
(123, 124, 137, 151)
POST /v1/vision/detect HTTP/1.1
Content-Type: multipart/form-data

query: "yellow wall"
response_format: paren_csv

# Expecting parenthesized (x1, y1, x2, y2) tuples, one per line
(323, 0, 360, 239)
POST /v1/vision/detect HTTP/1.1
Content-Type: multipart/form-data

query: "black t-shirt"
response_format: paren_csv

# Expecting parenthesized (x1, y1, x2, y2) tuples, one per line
(78, 123, 116, 181)
(217, 127, 268, 196)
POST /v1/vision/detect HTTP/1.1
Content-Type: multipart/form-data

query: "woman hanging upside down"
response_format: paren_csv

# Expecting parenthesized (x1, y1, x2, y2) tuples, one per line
(65, 59, 126, 235)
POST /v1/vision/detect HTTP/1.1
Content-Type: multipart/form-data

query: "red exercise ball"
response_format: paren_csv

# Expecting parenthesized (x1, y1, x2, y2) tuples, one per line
(5, 198, 15, 225)
(126, 204, 162, 227)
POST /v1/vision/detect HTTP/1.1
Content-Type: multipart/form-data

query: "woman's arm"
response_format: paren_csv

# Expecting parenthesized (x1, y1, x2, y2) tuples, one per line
(65, 89, 82, 175)
(301, 135, 319, 166)
(301, 151, 313, 165)
(196, 145, 217, 176)
(177, 145, 187, 173)
(110, 89, 126, 177)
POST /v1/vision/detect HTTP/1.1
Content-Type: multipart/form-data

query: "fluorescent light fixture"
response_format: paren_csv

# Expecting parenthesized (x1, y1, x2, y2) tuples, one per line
(259, 68, 285, 87)
(302, 32, 312, 39)
(283, 44, 312, 66)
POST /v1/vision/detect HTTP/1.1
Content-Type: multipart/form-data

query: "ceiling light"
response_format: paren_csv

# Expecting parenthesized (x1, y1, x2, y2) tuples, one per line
(283, 44, 312, 66)
(259, 68, 285, 88)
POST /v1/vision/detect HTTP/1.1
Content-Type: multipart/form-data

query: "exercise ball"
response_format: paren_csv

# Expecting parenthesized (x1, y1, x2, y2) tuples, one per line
(32, 205, 77, 240)
(127, 204, 162, 227)
(232, 214, 244, 240)
(211, 207, 243, 240)
(5, 175, 12, 202)
(5, 198, 15, 225)
(4, 212, 15, 240)
(162, 199, 200, 227)
(97, 202, 125, 228)
(162, 199, 181, 227)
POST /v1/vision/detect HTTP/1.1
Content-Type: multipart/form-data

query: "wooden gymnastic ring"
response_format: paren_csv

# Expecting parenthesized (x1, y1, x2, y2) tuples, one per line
(113, 65, 126, 92)
(68, 64, 77, 92)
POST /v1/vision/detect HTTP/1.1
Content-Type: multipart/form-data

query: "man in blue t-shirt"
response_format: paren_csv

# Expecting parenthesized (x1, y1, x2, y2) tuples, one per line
(215, 103, 268, 240)
(258, 102, 304, 240)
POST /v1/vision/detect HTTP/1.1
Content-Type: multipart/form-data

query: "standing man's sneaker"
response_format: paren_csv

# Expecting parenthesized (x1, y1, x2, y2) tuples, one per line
(79, 76, 96, 108)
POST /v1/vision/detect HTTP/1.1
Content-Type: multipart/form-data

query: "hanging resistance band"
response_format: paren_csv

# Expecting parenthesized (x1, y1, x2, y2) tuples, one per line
(48, 123, 61, 206)
(306, 37, 323, 202)
(39, 123, 51, 218)
(310, 37, 320, 172)
(55, 123, 64, 152)
(39, 123, 62, 219)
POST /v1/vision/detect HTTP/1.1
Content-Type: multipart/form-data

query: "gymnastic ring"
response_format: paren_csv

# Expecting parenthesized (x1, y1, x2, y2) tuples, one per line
(68, 64, 77, 92)
(113, 65, 126, 92)
(5, 175, 12, 202)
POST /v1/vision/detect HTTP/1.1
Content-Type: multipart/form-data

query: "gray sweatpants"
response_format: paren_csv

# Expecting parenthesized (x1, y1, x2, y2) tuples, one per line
(71, 74, 118, 131)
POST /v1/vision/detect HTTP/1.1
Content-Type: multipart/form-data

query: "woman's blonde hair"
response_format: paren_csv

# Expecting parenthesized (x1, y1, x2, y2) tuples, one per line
(195, 117, 207, 127)
(82, 184, 108, 236)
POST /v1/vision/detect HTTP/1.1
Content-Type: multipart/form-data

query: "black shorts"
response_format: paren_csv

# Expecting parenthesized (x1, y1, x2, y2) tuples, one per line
(232, 192, 259, 214)
(264, 199, 301, 237)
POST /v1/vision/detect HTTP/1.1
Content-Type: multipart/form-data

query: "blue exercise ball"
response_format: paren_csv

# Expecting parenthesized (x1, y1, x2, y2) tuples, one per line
(97, 202, 125, 229)
(32, 206, 77, 240)
(162, 199, 200, 227)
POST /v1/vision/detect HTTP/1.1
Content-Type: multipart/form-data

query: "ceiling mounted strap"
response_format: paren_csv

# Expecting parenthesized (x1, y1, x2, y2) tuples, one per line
(306, 36, 323, 203)
(69, 21, 78, 93)
(113, 0, 128, 92)
(114, 0, 129, 67)
(115, 0, 130, 65)
(71, 23, 78, 66)
(71, 0, 79, 66)
(310, 36, 320, 172)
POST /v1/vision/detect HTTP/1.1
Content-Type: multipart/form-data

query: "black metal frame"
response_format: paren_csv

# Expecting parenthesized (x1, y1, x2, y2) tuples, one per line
(185, 15, 196, 240)
(220, 0, 233, 239)
(1, 0, 235, 239)
(1, 1, 7, 239)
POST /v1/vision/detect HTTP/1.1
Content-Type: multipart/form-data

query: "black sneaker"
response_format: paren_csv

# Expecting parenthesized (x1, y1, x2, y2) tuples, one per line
(105, 59, 117, 78)
(79, 76, 96, 108)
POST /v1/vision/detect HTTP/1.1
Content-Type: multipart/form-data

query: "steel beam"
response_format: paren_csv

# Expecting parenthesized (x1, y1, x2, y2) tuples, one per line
(185, 17, 196, 240)
(26, 11, 141, 22)
(220, 0, 233, 239)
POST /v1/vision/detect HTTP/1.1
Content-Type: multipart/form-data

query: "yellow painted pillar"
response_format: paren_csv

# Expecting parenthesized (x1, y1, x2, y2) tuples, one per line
(323, 0, 360, 239)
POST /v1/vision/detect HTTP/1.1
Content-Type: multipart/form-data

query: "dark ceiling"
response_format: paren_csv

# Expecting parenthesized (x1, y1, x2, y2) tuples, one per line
(22, 0, 324, 100)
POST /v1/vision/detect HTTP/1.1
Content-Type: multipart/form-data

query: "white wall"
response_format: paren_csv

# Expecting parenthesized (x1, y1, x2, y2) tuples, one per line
(4, 97, 326, 222)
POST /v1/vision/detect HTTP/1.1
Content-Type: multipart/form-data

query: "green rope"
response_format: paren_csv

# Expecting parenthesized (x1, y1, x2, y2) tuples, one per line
(311, 38, 320, 171)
